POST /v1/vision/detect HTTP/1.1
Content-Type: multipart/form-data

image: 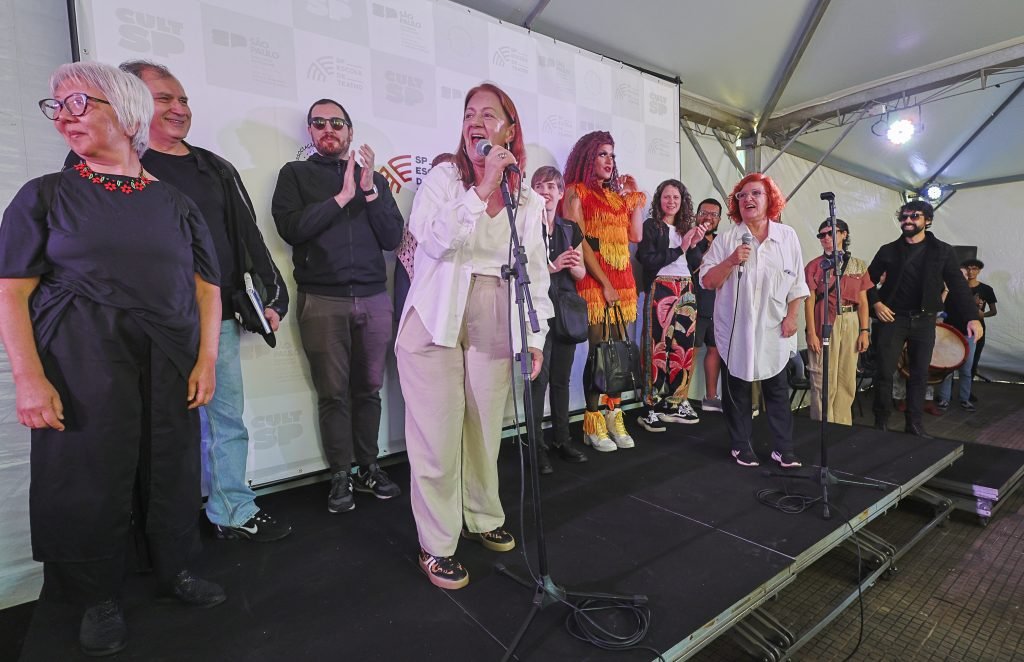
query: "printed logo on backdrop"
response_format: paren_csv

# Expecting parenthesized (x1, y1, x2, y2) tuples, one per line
(645, 126, 676, 172)
(541, 113, 574, 140)
(369, 1, 434, 59)
(251, 410, 305, 451)
(202, 5, 297, 101)
(488, 23, 536, 90)
(612, 68, 643, 122)
(306, 55, 367, 93)
(379, 153, 434, 193)
(577, 108, 611, 135)
(115, 8, 185, 57)
(293, 0, 369, 45)
(370, 51, 436, 127)
(433, 3, 486, 78)
(574, 54, 611, 114)
(537, 50, 575, 101)
(644, 78, 678, 130)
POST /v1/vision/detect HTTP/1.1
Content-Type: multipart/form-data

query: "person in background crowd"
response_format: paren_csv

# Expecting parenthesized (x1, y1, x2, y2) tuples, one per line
(700, 173, 808, 468)
(395, 83, 551, 590)
(937, 265, 978, 411)
(635, 179, 708, 432)
(0, 61, 223, 656)
(272, 97, 405, 513)
(866, 200, 981, 438)
(561, 131, 646, 452)
(117, 60, 292, 542)
(962, 258, 997, 393)
(528, 165, 589, 474)
(687, 198, 724, 413)
(804, 219, 871, 425)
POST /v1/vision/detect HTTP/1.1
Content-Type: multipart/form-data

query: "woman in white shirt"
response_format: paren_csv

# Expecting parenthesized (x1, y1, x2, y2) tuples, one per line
(395, 83, 551, 590)
(635, 179, 709, 432)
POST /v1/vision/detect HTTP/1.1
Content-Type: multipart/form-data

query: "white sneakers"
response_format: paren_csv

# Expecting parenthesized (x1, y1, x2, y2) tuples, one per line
(584, 410, 618, 452)
(604, 409, 635, 448)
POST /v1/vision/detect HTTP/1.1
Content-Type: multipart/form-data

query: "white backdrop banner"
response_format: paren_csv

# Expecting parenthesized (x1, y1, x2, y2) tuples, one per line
(73, 0, 681, 486)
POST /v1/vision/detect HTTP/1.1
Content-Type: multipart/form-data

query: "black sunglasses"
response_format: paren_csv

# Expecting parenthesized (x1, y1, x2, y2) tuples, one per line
(816, 231, 833, 240)
(898, 212, 925, 221)
(310, 117, 350, 130)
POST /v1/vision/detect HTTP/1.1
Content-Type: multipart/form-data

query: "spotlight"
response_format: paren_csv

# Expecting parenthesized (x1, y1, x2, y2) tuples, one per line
(925, 185, 943, 201)
(887, 119, 915, 145)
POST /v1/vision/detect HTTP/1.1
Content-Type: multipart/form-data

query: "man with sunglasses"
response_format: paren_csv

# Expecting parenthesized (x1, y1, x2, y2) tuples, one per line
(272, 99, 404, 513)
(111, 60, 293, 542)
(866, 200, 982, 437)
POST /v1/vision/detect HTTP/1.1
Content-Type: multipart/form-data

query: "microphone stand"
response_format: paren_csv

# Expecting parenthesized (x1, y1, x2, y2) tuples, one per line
(493, 168, 646, 661)
(769, 194, 885, 519)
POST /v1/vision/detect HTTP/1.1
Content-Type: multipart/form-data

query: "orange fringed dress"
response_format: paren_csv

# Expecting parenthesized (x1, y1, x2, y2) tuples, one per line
(572, 183, 647, 324)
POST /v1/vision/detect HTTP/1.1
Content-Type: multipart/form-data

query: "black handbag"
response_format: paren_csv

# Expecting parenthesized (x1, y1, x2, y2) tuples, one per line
(546, 221, 589, 344)
(586, 304, 639, 395)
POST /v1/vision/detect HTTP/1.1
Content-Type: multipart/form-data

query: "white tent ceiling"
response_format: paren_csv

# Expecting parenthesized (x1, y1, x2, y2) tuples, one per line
(450, 0, 1024, 194)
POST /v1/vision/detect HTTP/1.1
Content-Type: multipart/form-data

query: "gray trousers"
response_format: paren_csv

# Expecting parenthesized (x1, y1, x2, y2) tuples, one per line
(297, 291, 393, 473)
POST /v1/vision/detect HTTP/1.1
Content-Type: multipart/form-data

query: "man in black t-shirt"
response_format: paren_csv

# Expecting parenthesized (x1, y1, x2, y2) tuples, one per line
(866, 200, 982, 437)
(120, 61, 292, 542)
(962, 259, 997, 383)
(687, 198, 723, 412)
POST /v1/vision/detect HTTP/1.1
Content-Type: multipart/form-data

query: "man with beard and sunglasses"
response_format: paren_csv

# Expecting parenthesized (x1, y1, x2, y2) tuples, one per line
(866, 200, 982, 438)
(272, 99, 405, 513)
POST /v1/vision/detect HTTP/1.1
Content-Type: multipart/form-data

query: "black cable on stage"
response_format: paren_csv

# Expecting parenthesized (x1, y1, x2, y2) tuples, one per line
(500, 189, 660, 660)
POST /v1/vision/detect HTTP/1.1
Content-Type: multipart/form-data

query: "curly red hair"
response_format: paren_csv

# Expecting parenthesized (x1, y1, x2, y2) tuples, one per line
(563, 131, 619, 193)
(726, 173, 786, 223)
(452, 83, 526, 192)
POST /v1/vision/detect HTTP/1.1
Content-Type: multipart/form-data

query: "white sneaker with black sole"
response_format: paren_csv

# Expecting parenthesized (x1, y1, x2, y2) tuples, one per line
(637, 408, 667, 432)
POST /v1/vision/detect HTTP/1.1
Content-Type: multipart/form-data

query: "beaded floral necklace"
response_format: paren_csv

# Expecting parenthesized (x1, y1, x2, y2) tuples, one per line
(72, 161, 151, 195)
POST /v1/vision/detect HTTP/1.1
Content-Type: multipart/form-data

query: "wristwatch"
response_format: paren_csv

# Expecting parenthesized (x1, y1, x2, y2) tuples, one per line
(363, 185, 378, 197)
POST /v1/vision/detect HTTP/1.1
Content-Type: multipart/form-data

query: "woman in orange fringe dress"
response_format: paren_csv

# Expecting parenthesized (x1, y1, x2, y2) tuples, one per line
(561, 131, 646, 452)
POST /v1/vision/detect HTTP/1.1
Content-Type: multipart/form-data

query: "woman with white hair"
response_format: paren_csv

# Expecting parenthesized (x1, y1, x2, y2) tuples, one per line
(0, 61, 223, 656)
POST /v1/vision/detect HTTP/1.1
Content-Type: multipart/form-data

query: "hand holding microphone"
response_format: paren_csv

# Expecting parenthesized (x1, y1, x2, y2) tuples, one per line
(475, 139, 518, 199)
(734, 232, 753, 274)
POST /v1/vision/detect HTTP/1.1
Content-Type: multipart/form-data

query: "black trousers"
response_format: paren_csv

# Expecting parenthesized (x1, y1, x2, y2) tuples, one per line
(720, 360, 794, 454)
(971, 333, 986, 377)
(872, 314, 936, 427)
(32, 300, 200, 604)
(530, 324, 579, 447)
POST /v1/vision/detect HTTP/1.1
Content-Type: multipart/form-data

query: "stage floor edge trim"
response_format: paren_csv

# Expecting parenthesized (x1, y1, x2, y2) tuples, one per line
(658, 443, 963, 662)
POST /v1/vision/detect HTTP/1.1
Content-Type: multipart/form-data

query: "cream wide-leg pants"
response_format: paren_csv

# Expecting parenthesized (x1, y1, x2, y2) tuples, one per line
(396, 275, 513, 557)
(808, 310, 860, 425)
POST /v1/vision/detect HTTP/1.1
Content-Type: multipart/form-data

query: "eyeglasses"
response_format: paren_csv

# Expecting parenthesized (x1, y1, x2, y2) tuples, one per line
(38, 93, 110, 120)
(734, 190, 765, 201)
(697, 210, 721, 218)
(816, 231, 833, 240)
(898, 212, 925, 221)
(309, 117, 351, 130)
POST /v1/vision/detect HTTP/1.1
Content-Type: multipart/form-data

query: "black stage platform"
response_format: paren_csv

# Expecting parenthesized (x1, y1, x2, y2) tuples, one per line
(8, 415, 962, 662)
(926, 441, 1024, 525)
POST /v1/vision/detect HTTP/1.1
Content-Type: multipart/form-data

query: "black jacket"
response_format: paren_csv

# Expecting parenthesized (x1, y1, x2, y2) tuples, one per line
(183, 144, 289, 317)
(866, 232, 977, 324)
(636, 218, 684, 294)
(271, 154, 404, 297)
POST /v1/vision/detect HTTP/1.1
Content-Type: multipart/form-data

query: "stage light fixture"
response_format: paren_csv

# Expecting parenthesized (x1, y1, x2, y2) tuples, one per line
(887, 119, 915, 145)
(926, 185, 943, 201)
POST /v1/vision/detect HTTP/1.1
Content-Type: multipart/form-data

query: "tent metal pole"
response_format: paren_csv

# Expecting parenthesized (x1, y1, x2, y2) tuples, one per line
(682, 120, 730, 202)
(786, 107, 868, 200)
(762, 119, 813, 174)
(713, 129, 745, 177)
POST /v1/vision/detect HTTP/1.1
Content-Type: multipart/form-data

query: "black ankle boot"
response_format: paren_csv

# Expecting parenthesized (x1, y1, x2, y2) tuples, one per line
(552, 441, 588, 463)
(79, 599, 127, 657)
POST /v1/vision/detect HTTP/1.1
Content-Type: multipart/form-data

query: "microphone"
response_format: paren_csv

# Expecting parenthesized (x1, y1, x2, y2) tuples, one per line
(475, 139, 494, 157)
(739, 232, 753, 274)
(475, 139, 519, 172)
(820, 191, 835, 201)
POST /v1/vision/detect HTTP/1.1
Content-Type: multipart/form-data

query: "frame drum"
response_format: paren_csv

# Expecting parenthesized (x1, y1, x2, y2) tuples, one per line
(897, 322, 969, 384)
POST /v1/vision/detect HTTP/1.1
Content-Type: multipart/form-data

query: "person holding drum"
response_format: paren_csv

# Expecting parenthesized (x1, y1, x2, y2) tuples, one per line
(804, 219, 872, 426)
(866, 200, 982, 438)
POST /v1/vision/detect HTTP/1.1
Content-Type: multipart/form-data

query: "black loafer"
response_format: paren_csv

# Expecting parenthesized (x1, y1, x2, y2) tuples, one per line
(79, 599, 127, 657)
(904, 422, 934, 439)
(159, 570, 226, 608)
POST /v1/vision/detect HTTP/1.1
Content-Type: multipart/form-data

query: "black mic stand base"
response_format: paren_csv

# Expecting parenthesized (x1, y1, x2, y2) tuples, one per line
(764, 464, 888, 520)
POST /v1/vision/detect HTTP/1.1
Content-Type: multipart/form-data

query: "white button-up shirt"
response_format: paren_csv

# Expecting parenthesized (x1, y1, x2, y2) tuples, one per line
(398, 162, 552, 352)
(700, 221, 808, 381)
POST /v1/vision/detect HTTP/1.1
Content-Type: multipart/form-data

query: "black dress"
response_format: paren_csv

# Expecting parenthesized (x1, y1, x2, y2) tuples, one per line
(0, 169, 219, 591)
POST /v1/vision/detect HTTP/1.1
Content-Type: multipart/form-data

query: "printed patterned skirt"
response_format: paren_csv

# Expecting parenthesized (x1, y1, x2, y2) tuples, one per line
(640, 275, 697, 406)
